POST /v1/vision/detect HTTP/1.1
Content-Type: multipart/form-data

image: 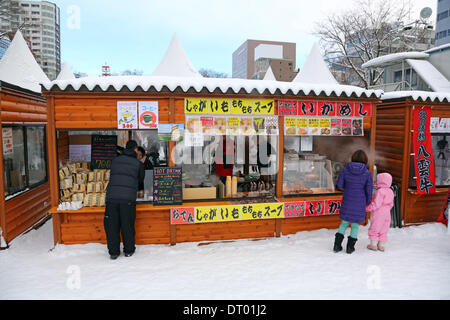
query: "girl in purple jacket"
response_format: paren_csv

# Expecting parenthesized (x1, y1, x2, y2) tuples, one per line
(333, 150, 373, 254)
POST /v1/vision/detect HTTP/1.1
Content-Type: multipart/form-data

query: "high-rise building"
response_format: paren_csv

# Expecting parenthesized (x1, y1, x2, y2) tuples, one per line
(436, 0, 450, 46)
(232, 39, 296, 81)
(0, 37, 12, 59)
(0, 0, 61, 80)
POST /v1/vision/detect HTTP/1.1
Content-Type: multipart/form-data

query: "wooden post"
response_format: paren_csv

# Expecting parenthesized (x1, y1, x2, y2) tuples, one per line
(0, 88, 7, 244)
(276, 115, 284, 199)
(369, 99, 378, 175)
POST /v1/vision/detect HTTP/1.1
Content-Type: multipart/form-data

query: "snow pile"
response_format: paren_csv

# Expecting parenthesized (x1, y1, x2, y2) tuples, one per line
(0, 30, 49, 93)
(42, 75, 382, 98)
(381, 90, 450, 102)
(151, 33, 202, 78)
(56, 62, 76, 81)
(362, 52, 429, 68)
(293, 42, 338, 85)
(0, 219, 449, 299)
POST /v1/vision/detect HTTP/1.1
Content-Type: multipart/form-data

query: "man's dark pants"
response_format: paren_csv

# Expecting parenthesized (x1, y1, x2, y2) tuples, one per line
(104, 201, 136, 256)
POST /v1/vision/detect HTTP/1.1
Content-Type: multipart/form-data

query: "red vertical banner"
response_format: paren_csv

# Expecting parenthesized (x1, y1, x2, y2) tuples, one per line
(412, 106, 436, 195)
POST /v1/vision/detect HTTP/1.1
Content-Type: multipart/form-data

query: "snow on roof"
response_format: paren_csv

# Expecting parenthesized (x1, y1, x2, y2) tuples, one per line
(263, 65, 276, 80)
(56, 62, 75, 80)
(361, 52, 429, 68)
(0, 30, 49, 93)
(42, 75, 382, 98)
(292, 43, 338, 85)
(424, 43, 450, 54)
(151, 33, 202, 78)
(406, 59, 450, 92)
(381, 90, 450, 102)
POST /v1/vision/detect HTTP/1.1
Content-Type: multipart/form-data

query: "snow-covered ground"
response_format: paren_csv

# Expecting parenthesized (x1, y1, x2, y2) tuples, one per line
(0, 219, 449, 300)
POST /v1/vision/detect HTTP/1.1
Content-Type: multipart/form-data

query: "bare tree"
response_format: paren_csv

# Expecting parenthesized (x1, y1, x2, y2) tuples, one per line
(313, 0, 433, 88)
(199, 68, 229, 78)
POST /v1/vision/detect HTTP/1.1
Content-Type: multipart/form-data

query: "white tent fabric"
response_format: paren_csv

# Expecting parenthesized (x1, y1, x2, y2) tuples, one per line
(151, 33, 202, 78)
(292, 42, 338, 84)
(56, 62, 76, 80)
(263, 66, 276, 80)
(0, 30, 49, 92)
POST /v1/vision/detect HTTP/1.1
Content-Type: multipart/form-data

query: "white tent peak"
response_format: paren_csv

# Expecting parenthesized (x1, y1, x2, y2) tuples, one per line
(151, 33, 202, 78)
(293, 42, 338, 85)
(263, 65, 276, 80)
(56, 62, 75, 80)
(0, 30, 49, 93)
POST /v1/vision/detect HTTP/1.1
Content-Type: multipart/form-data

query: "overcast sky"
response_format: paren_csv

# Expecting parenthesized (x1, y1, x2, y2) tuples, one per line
(52, 0, 438, 77)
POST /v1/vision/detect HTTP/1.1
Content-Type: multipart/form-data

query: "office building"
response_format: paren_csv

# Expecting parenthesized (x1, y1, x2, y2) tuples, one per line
(232, 40, 296, 81)
(436, 0, 450, 46)
(0, 0, 61, 80)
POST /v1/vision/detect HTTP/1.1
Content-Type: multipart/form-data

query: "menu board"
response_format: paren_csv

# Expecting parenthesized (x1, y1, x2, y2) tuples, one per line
(90, 135, 117, 169)
(153, 167, 182, 206)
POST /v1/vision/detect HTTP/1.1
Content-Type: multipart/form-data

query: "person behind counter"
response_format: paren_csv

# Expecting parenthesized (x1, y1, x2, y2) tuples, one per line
(333, 149, 373, 254)
(104, 139, 145, 260)
(214, 135, 235, 184)
(137, 146, 154, 170)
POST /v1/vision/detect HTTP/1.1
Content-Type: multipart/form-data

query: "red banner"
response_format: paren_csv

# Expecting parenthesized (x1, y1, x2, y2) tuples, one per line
(412, 106, 436, 195)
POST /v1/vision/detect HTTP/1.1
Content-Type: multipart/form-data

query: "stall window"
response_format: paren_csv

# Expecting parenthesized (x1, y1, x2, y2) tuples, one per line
(3, 125, 47, 198)
(175, 134, 278, 200)
(410, 134, 450, 188)
(283, 135, 370, 195)
(132, 130, 168, 167)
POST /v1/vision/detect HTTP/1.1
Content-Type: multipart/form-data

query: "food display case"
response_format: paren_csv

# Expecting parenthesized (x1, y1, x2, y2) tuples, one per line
(283, 153, 334, 195)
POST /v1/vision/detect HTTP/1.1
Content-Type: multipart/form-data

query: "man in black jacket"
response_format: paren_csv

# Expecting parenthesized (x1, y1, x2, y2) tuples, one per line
(104, 140, 145, 260)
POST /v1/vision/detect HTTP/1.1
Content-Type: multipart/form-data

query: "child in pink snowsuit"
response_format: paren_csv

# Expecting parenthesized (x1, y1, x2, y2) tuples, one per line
(367, 173, 394, 251)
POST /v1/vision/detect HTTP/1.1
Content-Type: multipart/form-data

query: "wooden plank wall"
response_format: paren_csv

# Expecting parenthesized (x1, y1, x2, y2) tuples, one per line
(0, 86, 50, 243)
(374, 103, 408, 184)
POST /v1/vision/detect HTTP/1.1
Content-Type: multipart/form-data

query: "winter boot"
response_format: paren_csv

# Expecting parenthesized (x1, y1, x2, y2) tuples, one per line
(333, 233, 345, 253)
(346, 236, 357, 254)
(367, 240, 378, 251)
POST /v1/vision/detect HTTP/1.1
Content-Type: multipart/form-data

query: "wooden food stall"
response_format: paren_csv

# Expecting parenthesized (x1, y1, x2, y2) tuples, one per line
(375, 91, 450, 225)
(0, 81, 50, 246)
(42, 76, 380, 245)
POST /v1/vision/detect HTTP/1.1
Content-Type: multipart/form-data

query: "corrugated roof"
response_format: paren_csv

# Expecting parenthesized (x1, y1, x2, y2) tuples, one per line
(41, 75, 382, 98)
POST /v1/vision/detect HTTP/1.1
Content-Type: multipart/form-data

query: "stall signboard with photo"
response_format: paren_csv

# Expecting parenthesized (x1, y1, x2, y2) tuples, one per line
(117, 101, 138, 129)
(138, 101, 158, 129)
(158, 124, 184, 142)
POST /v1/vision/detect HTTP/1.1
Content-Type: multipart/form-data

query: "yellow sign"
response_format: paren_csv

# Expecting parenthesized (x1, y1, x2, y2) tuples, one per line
(320, 118, 331, 127)
(308, 118, 319, 127)
(218, 205, 241, 222)
(297, 118, 308, 127)
(241, 203, 262, 220)
(261, 203, 284, 219)
(185, 98, 208, 114)
(208, 98, 231, 114)
(195, 206, 219, 223)
(285, 117, 297, 128)
(231, 99, 253, 115)
(253, 99, 275, 115)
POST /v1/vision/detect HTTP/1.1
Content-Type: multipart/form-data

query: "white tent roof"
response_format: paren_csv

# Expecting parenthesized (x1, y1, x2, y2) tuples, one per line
(292, 43, 338, 84)
(151, 33, 202, 78)
(381, 90, 450, 102)
(56, 62, 75, 80)
(263, 65, 276, 80)
(406, 59, 450, 92)
(0, 30, 49, 93)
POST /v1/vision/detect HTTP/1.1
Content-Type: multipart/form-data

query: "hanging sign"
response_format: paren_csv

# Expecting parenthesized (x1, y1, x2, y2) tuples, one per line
(138, 101, 158, 129)
(117, 101, 138, 129)
(412, 106, 436, 195)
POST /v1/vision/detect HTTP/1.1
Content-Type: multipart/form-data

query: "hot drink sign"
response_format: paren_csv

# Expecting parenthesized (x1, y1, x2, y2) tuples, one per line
(138, 101, 159, 129)
(117, 101, 138, 129)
